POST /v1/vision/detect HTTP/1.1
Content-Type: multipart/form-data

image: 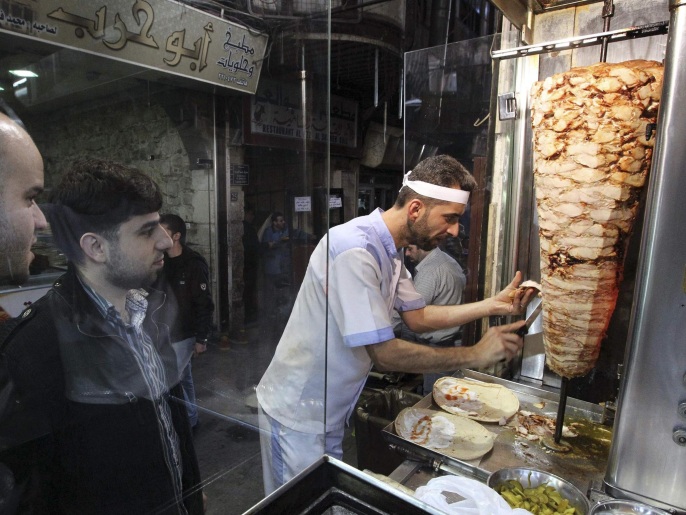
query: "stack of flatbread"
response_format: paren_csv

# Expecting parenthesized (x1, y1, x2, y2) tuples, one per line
(394, 377, 520, 461)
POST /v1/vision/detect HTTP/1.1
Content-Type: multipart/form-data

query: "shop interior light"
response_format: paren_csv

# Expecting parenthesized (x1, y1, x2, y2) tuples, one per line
(13, 78, 27, 88)
(9, 70, 38, 78)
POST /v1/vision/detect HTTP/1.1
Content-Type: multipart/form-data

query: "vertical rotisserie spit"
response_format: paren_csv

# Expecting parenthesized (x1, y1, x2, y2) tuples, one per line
(530, 60, 664, 378)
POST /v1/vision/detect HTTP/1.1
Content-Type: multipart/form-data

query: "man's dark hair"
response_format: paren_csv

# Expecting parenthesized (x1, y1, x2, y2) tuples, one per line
(395, 155, 477, 208)
(46, 159, 163, 264)
(160, 213, 187, 245)
(271, 211, 284, 223)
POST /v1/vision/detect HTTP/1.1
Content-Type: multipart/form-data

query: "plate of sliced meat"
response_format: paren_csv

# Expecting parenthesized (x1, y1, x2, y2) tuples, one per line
(394, 407, 496, 461)
(433, 377, 519, 423)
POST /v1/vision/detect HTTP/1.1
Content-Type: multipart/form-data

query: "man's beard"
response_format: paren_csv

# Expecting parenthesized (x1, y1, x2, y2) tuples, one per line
(106, 246, 157, 291)
(0, 251, 30, 286)
(406, 212, 440, 251)
(0, 211, 31, 286)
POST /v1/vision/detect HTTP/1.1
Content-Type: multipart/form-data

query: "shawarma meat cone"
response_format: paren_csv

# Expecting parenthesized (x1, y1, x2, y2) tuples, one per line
(530, 60, 664, 378)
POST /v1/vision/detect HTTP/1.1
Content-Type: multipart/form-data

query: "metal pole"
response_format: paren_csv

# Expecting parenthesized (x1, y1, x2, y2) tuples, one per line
(374, 48, 379, 108)
(553, 377, 568, 444)
(599, 0, 615, 62)
(543, 377, 570, 452)
(604, 0, 686, 509)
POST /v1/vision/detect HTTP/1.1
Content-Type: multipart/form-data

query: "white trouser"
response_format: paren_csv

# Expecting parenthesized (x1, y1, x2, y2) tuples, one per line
(258, 404, 344, 495)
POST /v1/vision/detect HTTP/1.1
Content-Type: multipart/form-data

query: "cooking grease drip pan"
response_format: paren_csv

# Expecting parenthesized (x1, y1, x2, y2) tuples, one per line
(382, 370, 613, 494)
(242, 455, 443, 515)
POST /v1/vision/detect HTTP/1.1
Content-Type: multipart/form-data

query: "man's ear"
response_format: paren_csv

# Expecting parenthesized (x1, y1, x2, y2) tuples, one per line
(407, 199, 424, 222)
(79, 233, 108, 264)
(172, 232, 182, 242)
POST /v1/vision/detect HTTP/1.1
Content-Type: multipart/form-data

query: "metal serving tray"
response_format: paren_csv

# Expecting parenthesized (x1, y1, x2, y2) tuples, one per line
(381, 370, 613, 493)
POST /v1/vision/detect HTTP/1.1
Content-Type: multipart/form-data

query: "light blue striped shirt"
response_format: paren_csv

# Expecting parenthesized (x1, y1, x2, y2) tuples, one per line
(81, 280, 185, 512)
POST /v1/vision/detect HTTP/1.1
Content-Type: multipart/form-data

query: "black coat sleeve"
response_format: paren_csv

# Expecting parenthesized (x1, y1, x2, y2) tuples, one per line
(186, 257, 214, 341)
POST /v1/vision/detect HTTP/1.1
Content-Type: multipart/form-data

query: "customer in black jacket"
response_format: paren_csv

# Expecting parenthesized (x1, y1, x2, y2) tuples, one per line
(0, 111, 49, 514)
(0, 160, 204, 514)
(0, 111, 48, 286)
(158, 213, 214, 429)
(242, 204, 260, 324)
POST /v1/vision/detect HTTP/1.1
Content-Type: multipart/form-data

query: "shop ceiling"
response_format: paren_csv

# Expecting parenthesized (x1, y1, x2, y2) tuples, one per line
(0, 0, 403, 117)
(191, 0, 406, 110)
(0, 0, 609, 109)
(488, 0, 603, 40)
(0, 0, 605, 138)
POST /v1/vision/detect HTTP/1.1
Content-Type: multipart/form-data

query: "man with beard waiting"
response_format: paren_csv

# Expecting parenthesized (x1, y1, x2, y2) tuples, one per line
(0, 111, 48, 287)
(0, 160, 203, 514)
(0, 108, 49, 512)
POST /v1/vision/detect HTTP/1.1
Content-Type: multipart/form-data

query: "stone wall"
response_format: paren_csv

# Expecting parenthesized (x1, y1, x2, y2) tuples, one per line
(28, 86, 219, 326)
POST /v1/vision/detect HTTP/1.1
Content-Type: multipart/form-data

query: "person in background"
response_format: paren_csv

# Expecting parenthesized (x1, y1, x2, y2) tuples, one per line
(0, 110, 49, 513)
(397, 244, 467, 395)
(260, 211, 310, 320)
(158, 213, 214, 431)
(242, 204, 260, 325)
(261, 212, 291, 286)
(256, 155, 535, 494)
(0, 112, 48, 287)
(0, 160, 204, 514)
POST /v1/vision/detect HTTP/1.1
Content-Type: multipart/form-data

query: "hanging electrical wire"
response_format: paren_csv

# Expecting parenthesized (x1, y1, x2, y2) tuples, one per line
(177, 0, 273, 33)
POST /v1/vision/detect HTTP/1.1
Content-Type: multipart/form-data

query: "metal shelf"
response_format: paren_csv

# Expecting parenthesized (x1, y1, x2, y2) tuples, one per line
(491, 20, 668, 60)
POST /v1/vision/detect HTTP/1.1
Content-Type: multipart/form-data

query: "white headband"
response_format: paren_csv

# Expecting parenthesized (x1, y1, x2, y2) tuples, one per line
(401, 171, 470, 204)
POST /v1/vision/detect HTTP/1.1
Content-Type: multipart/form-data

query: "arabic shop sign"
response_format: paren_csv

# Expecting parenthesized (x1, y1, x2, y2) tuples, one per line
(0, 0, 268, 94)
(250, 80, 357, 148)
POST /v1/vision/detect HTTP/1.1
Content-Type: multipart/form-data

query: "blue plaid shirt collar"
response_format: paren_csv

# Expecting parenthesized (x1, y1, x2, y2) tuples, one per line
(77, 274, 149, 328)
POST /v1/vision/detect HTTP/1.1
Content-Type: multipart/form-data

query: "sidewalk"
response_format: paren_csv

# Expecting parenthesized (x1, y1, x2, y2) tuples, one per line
(189, 317, 358, 514)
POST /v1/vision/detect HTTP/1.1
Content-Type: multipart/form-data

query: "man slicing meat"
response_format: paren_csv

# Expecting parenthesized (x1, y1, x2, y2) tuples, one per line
(256, 155, 536, 494)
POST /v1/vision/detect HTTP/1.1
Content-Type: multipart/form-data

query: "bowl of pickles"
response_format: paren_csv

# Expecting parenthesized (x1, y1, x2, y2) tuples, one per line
(487, 467, 591, 515)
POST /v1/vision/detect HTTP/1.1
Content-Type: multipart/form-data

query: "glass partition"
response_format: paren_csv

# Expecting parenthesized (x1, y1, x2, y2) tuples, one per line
(0, 1, 333, 512)
(403, 35, 496, 345)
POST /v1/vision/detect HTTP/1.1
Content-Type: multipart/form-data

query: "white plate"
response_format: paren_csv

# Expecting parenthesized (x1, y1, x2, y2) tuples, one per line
(433, 376, 520, 423)
(394, 407, 496, 461)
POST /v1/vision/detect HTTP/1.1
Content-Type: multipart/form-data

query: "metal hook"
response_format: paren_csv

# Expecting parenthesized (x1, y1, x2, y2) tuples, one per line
(474, 113, 490, 127)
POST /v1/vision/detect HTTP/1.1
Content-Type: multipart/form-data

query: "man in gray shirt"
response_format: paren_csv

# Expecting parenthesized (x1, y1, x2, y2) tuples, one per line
(397, 244, 467, 394)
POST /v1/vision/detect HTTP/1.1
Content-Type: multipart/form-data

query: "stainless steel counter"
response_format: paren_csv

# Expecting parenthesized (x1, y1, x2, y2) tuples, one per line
(382, 370, 613, 495)
(244, 456, 445, 514)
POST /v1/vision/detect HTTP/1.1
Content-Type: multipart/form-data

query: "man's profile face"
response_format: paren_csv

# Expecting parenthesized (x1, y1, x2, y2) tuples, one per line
(104, 213, 173, 291)
(407, 200, 465, 251)
(0, 116, 47, 285)
(404, 245, 423, 264)
(272, 216, 286, 231)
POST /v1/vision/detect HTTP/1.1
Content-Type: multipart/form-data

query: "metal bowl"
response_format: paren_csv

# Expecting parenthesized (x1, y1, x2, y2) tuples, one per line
(589, 499, 672, 515)
(487, 467, 591, 515)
